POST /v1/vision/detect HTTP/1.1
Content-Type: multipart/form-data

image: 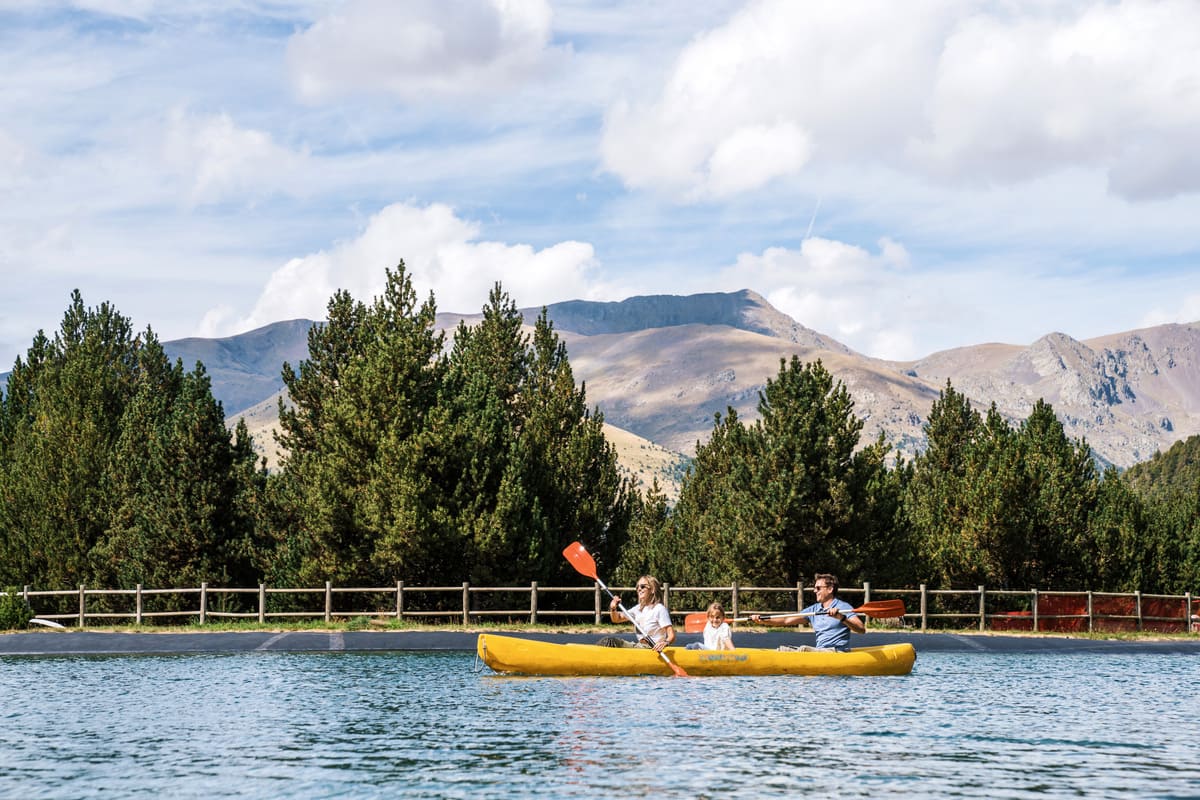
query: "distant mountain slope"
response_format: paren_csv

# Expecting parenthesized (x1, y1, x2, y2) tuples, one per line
(8, 290, 1200, 473)
(902, 323, 1200, 465)
(1122, 433, 1200, 499)
(435, 289, 851, 352)
(557, 322, 936, 457)
(163, 319, 315, 415)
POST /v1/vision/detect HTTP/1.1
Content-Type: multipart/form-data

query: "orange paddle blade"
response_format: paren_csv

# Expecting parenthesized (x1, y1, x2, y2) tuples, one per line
(561, 541, 598, 582)
(856, 599, 907, 618)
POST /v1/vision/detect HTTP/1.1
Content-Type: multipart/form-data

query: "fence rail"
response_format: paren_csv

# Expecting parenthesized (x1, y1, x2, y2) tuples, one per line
(4, 582, 1197, 633)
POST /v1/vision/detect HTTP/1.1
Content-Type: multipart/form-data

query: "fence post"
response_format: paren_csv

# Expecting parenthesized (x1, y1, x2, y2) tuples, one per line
(731, 581, 739, 620)
(919, 583, 927, 632)
(79, 584, 86, 628)
(1187, 592, 1193, 633)
(1087, 591, 1093, 633)
(530, 581, 538, 624)
(136, 583, 143, 625)
(978, 585, 985, 632)
(462, 582, 470, 625)
(199, 582, 208, 625)
(863, 581, 871, 604)
(1135, 590, 1142, 632)
(258, 583, 265, 624)
(796, 581, 803, 613)
(595, 583, 601, 624)
(323, 581, 332, 623)
(664, 582, 671, 614)
(1032, 589, 1039, 632)
(396, 580, 404, 620)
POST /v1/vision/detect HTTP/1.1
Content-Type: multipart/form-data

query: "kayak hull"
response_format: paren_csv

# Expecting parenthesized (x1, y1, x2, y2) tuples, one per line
(476, 634, 915, 677)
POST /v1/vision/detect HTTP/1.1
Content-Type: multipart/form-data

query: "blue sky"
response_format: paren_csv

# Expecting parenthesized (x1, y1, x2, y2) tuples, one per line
(3, 0, 1200, 369)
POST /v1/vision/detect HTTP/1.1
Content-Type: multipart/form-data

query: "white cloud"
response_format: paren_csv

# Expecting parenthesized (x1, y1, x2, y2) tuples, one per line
(602, 0, 1200, 202)
(208, 201, 604, 336)
(717, 236, 919, 359)
(287, 0, 556, 103)
(1141, 293, 1200, 329)
(163, 108, 310, 205)
(702, 122, 811, 199)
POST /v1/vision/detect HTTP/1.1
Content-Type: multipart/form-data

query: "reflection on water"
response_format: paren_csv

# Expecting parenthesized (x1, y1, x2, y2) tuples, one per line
(1, 650, 1198, 798)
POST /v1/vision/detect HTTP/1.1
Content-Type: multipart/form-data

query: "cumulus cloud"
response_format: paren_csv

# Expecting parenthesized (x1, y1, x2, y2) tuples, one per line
(602, 0, 1200, 202)
(717, 236, 920, 359)
(1141, 293, 1200, 328)
(287, 0, 556, 103)
(202, 201, 603, 336)
(163, 108, 310, 205)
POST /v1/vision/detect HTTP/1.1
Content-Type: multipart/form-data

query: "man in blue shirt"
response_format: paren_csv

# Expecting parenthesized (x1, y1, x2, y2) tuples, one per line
(749, 573, 865, 651)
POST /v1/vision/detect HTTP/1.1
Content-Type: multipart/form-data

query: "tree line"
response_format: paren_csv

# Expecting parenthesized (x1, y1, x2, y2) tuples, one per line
(2, 264, 1198, 603)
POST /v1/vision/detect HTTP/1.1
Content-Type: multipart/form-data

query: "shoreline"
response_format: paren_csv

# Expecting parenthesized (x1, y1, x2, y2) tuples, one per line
(3, 628, 1200, 657)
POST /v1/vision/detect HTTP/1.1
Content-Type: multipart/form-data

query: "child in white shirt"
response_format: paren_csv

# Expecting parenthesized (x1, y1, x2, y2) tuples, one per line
(688, 601, 735, 650)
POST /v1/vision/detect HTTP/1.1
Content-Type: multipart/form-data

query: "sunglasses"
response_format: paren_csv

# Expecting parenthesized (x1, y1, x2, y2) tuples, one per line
(636, 584, 650, 590)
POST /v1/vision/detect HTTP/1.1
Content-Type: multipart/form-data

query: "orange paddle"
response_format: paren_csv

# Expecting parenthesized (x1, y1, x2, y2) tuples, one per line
(683, 599, 907, 634)
(562, 541, 688, 677)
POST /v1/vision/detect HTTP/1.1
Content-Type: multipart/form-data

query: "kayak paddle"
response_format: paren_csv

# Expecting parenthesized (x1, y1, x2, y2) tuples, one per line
(682, 598, 907, 634)
(562, 541, 688, 677)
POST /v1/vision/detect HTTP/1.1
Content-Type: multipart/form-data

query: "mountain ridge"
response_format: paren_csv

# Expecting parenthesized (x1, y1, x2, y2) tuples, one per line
(6, 290, 1200, 487)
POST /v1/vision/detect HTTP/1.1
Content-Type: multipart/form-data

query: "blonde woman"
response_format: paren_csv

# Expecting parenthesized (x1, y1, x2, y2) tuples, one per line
(599, 575, 676, 651)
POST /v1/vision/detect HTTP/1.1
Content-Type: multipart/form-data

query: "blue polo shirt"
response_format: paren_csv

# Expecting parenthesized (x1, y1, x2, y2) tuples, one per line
(804, 598, 858, 651)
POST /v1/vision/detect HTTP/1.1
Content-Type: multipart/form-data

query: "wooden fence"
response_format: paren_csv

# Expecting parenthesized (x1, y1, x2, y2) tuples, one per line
(5, 582, 1198, 633)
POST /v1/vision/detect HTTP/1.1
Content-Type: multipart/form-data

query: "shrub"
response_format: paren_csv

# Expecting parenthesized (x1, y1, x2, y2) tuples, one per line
(0, 587, 33, 630)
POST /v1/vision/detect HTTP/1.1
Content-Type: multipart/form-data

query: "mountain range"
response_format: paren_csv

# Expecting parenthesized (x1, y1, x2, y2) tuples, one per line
(7, 290, 1199, 495)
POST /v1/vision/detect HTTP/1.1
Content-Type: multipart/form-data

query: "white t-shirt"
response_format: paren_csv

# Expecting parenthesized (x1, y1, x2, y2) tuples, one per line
(628, 602, 673, 645)
(703, 621, 732, 650)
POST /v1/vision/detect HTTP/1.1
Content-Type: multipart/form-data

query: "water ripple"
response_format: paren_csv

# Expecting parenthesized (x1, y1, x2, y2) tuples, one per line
(1, 650, 1198, 798)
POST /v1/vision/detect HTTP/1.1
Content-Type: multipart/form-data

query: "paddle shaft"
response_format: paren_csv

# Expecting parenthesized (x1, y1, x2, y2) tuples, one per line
(598, 577, 663, 647)
(683, 599, 906, 633)
(561, 541, 687, 676)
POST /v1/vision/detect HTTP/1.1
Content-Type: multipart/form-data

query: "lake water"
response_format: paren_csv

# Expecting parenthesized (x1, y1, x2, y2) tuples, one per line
(2, 648, 1198, 799)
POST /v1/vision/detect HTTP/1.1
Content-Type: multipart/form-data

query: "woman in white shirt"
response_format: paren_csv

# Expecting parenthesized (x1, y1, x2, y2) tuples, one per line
(603, 575, 676, 651)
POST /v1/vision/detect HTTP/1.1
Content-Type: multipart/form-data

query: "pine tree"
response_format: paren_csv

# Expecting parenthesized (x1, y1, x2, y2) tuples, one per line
(0, 293, 137, 588)
(665, 408, 760, 585)
(1014, 399, 1097, 587)
(668, 358, 877, 587)
(276, 263, 447, 585)
(905, 381, 982, 587)
(0, 292, 257, 592)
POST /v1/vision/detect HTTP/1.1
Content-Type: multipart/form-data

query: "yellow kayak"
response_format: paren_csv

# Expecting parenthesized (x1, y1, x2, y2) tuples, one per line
(476, 634, 915, 677)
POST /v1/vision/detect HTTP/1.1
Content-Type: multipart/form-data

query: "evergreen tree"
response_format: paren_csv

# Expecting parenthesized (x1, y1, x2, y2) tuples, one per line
(0, 291, 257, 591)
(667, 358, 879, 587)
(957, 404, 1026, 586)
(905, 381, 982, 586)
(275, 272, 632, 587)
(1089, 468, 1149, 591)
(1014, 399, 1097, 587)
(507, 309, 631, 584)
(614, 478, 675, 584)
(95, 354, 259, 590)
(276, 263, 446, 585)
(0, 293, 137, 588)
(664, 409, 759, 585)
